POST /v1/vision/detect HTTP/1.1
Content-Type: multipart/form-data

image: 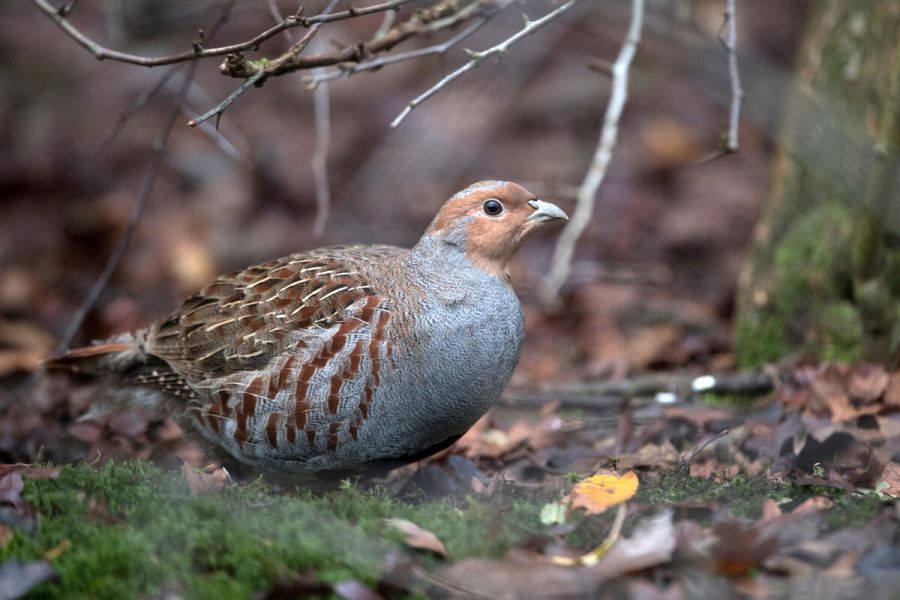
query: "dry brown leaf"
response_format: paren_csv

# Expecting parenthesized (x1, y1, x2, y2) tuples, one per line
(824, 550, 860, 578)
(880, 461, 900, 497)
(664, 406, 736, 429)
(385, 518, 448, 558)
(617, 441, 680, 470)
(440, 511, 675, 597)
(758, 498, 783, 523)
(182, 465, 228, 496)
(712, 521, 779, 576)
(565, 470, 639, 515)
(847, 364, 889, 402)
(792, 496, 833, 513)
(884, 374, 900, 407)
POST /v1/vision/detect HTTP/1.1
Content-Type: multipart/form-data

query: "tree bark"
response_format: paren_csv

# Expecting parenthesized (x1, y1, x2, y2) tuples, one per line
(736, 0, 900, 367)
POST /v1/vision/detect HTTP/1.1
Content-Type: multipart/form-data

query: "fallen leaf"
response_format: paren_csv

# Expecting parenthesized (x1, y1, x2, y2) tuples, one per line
(565, 470, 639, 515)
(883, 374, 900, 407)
(617, 441, 680, 470)
(332, 579, 384, 600)
(540, 502, 567, 526)
(182, 465, 228, 495)
(758, 499, 783, 523)
(880, 461, 900, 497)
(0, 561, 56, 599)
(43, 539, 70, 561)
(385, 518, 448, 558)
(0, 472, 24, 509)
(824, 550, 860, 577)
(792, 496, 833, 513)
(712, 521, 780, 576)
(664, 406, 736, 429)
(0, 465, 60, 481)
(439, 511, 675, 597)
(848, 364, 889, 403)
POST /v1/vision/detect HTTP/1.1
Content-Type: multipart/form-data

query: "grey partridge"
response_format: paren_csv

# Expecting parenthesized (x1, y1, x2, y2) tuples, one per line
(52, 181, 568, 474)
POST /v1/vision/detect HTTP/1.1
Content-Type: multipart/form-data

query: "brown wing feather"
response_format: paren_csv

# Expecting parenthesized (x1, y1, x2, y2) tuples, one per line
(145, 246, 402, 382)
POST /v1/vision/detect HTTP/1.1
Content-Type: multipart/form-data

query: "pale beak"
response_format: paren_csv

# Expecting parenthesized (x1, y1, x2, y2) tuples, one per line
(526, 199, 569, 222)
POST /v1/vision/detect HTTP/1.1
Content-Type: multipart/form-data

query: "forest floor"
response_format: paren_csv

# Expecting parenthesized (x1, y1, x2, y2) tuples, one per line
(2, 362, 899, 599)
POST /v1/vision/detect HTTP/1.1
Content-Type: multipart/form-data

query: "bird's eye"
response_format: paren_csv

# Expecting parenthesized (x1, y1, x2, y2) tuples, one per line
(482, 199, 503, 216)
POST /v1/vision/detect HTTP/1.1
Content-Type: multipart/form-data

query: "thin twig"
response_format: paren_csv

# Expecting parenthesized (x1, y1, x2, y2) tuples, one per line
(691, 0, 743, 165)
(8, 4, 232, 408)
(390, 0, 579, 128)
(374, 7, 398, 38)
(31, 0, 421, 68)
(308, 18, 486, 86)
(221, 0, 498, 79)
(311, 71, 332, 238)
(96, 65, 183, 155)
(721, 0, 742, 152)
(539, 0, 644, 306)
(8, 63, 200, 409)
(267, 0, 296, 44)
(189, 0, 341, 128)
(179, 98, 251, 168)
(188, 70, 266, 127)
(266, 0, 330, 237)
(679, 428, 731, 473)
(503, 371, 774, 408)
(56, 0, 80, 18)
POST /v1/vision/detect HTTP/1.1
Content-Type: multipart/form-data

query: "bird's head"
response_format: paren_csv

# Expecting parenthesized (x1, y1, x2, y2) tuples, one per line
(422, 181, 568, 278)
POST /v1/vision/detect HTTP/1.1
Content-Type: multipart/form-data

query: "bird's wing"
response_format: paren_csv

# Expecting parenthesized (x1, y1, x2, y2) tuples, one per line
(146, 246, 402, 379)
(144, 246, 407, 452)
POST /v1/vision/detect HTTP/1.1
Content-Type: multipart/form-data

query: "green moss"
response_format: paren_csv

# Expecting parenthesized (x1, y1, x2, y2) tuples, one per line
(636, 472, 789, 519)
(736, 202, 864, 367)
(5, 463, 889, 598)
(636, 470, 890, 526)
(698, 393, 750, 408)
(3, 462, 545, 599)
(735, 309, 791, 368)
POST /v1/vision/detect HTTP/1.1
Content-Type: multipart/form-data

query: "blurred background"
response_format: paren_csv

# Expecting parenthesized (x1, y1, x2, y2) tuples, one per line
(7, 0, 891, 464)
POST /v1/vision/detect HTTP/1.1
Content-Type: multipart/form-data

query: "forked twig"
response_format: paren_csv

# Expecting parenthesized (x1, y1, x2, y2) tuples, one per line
(30, 0, 421, 68)
(539, 0, 645, 306)
(390, 0, 579, 128)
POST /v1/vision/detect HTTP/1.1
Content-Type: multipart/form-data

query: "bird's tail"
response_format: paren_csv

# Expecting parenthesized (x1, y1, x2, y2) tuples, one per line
(46, 332, 149, 377)
(46, 331, 175, 419)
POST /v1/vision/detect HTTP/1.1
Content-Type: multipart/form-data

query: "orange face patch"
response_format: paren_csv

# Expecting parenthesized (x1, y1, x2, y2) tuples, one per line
(429, 181, 549, 278)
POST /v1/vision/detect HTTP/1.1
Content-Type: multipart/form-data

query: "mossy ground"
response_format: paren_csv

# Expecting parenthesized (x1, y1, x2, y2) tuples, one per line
(3, 462, 886, 599)
(4, 462, 544, 599)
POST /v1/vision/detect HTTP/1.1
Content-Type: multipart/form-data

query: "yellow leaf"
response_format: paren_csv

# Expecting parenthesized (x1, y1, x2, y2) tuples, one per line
(565, 470, 638, 514)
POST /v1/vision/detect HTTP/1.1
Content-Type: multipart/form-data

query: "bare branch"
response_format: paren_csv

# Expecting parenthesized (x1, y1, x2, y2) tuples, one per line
(194, 0, 499, 127)
(31, 0, 422, 68)
(179, 97, 252, 168)
(312, 77, 332, 238)
(221, 0, 499, 79)
(189, 0, 343, 128)
(722, 0, 743, 152)
(539, 0, 645, 307)
(187, 70, 266, 127)
(308, 18, 486, 86)
(96, 65, 183, 154)
(57, 0, 80, 18)
(389, 0, 578, 129)
(7, 2, 236, 408)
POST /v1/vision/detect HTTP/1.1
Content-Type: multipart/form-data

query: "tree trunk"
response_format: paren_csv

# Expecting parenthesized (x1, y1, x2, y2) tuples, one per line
(736, 0, 900, 367)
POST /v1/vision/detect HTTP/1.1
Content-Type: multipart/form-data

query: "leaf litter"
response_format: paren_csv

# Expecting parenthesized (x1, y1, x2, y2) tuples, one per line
(2, 362, 900, 597)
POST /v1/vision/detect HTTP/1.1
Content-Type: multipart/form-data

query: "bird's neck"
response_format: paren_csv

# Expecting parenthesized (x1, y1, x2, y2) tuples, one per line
(408, 232, 512, 283)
